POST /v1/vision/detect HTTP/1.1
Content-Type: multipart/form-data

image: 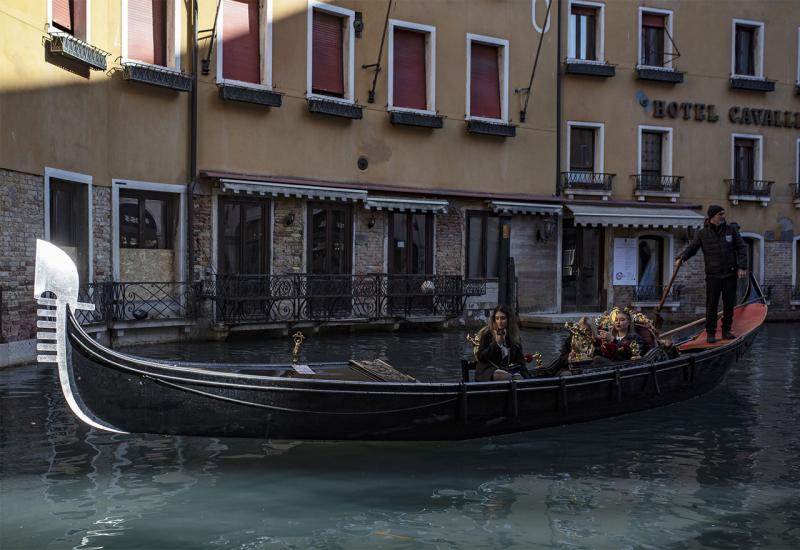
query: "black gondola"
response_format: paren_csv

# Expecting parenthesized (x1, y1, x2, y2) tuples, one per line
(34, 240, 767, 441)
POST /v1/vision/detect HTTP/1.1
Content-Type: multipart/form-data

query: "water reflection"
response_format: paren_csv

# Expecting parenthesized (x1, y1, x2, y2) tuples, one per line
(0, 325, 799, 548)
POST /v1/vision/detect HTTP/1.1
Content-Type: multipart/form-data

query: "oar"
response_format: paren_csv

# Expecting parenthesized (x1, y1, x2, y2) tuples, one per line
(654, 261, 682, 329)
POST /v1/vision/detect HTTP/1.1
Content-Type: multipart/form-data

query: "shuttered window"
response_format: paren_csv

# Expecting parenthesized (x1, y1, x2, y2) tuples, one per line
(52, 0, 74, 32)
(570, 128, 595, 171)
(393, 29, 427, 110)
(641, 13, 666, 66)
(312, 10, 344, 97)
(641, 132, 663, 176)
(470, 42, 501, 119)
(735, 25, 756, 76)
(128, 0, 167, 66)
(222, 0, 261, 84)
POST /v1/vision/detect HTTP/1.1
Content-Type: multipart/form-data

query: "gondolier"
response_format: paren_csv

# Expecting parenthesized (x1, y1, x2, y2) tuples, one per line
(675, 205, 748, 343)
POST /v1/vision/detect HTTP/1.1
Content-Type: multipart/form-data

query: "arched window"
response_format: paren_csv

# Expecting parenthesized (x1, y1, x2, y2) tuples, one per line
(638, 235, 664, 289)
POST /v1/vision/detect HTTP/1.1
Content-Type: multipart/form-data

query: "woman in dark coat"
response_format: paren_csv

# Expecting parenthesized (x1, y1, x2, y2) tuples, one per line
(474, 304, 528, 381)
(597, 310, 645, 361)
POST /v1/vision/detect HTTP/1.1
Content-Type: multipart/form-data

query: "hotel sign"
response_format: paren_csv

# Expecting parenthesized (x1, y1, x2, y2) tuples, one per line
(651, 99, 800, 129)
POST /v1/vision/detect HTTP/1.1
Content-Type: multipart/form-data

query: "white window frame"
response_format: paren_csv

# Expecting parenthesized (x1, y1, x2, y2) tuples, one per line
(731, 18, 765, 79)
(466, 33, 509, 123)
(566, 121, 605, 173)
(740, 232, 764, 285)
(795, 138, 800, 184)
(730, 132, 763, 181)
(633, 230, 675, 304)
(215, 0, 273, 90)
(796, 27, 800, 85)
(638, 7, 674, 69)
(567, 0, 605, 63)
(121, 0, 183, 73)
(111, 179, 186, 282)
(306, 1, 356, 104)
(44, 167, 94, 283)
(637, 125, 673, 176)
(792, 235, 800, 305)
(47, 0, 92, 42)
(387, 19, 436, 115)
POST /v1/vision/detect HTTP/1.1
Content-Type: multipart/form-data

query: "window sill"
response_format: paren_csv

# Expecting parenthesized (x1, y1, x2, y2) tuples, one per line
(218, 82, 282, 107)
(633, 301, 679, 310)
(389, 110, 444, 129)
(794, 197, 800, 209)
(730, 76, 775, 92)
(564, 60, 616, 77)
(122, 62, 192, 92)
(307, 97, 363, 119)
(634, 190, 680, 202)
(564, 189, 612, 201)
(729, 194, 771, 207)
(47, 32, 109, 71)
(466, 119, 516, 137)
(636, 66, 684, 83)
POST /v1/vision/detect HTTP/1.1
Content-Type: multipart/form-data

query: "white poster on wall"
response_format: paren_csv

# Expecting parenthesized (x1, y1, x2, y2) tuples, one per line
(613, 238, 638, 286)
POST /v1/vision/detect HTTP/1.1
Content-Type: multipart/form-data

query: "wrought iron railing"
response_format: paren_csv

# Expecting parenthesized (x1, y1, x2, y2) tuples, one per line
(210, 274, 486, 325)
(75, 282, 201, 326)
(561, 172, 615, 193)
(634, 285, 682, 302)
(632, 174, 683, 194)
(725, 179, 774, 198)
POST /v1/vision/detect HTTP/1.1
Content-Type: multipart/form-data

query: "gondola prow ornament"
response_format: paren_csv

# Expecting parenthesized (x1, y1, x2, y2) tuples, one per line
(291, 331, 305, 365)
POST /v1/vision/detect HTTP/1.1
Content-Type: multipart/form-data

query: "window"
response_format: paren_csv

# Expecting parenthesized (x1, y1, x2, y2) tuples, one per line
(637, 236, 664, 289)
(466, 34, 509, 122)
(641, 131, 662, 177)
(388, 213, 433, 275)
(218, 0, 272, 87)
(123, 0, 181, 69)
(569, 127, 595, 172)
(308, 203, 352, 274)
(49, 0, 88, 40)
(732, 19, 764, 77)
(45, 168, 93, 282)
(568, 2, 603, 61)
(741, 233, 764, 284)
(733, 137, 757, 181)
(388, 21, 436, 113)
(467, 212, 501, 279)
(218, 198, 270, 274)
(119, 191, 175, 249)
(640, 10, 667, 67)
(307, 2, 355, 102)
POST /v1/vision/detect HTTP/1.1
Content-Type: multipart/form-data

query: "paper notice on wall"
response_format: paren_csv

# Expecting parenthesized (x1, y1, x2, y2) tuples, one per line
(613, 238, 638, 286)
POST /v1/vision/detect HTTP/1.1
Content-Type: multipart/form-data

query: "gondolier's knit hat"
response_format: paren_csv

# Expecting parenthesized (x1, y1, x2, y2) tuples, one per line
(707, 204, 724, 219)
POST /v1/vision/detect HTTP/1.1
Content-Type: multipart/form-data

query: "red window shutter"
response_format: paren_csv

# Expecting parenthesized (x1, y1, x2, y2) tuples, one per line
(470, 42, 501, 119)
(312, 10, 344, 97)
(393, 29, 427, 110)
(128, 0, 167, 66)
(52, 0, 73, 33)
(571, 5, 596, 17)
(222, 0, 261, 83)
(642, 13, 665, 28)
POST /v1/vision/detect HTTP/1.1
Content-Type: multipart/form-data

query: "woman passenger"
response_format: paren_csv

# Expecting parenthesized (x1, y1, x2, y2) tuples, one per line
(597, 310, 646, 361)
(475, 304, 528, 381)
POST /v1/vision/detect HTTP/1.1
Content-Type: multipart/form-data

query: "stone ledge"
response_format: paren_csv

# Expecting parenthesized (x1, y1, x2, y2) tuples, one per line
(122, 63, 192, 92)
(636, 66, 684, 83)
(218, 83, 282, 107)
(307, 97, 363, 119)
(466, 120, 516, 137)
(730, 76, 776, 92)
(389, 111, 444, 129)
(0, 339, 36, 368)
(565, 61, 616, 77)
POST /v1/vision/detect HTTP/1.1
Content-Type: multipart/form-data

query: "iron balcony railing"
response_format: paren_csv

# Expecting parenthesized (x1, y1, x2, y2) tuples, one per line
(561, 172, 615, 193)
(210, 273, 487, 325)
(634, 285, 682, 303)
(725, 179, 774, 198)
(76, 282, 201, 326)
(632, 174, 683, 194)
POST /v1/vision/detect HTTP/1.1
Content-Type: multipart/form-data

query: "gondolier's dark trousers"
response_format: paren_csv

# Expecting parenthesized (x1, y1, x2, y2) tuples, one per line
(706, 275, 737, 333)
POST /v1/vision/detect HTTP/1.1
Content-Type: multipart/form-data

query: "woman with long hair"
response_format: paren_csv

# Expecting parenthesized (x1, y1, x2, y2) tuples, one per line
(474, 304, 528, 381)
(597, 309, 645, 361)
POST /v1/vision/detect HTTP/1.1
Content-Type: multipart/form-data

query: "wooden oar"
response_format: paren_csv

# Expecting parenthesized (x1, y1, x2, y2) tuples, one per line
(654, 261, 682, 329)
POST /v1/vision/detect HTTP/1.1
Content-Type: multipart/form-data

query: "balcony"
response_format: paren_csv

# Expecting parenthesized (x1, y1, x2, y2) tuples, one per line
(76, 282, 201, 328)
(729, 75, 776, 92)
(632, 174, 683, 202)
(560, 172, 615, 200)
(636, 65, 684, 84)
(564, 59, 616, 78)
(725, 179, 774, 206)
(792, 183, 800, 208)
(122, 63, 192, 92)
(47, 31, 109, 71)
(210, 274, 486, 326)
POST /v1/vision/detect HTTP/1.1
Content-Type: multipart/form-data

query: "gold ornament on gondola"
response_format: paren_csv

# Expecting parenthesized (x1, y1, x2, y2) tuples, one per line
(630, 340, 641, 360)
(565, 318, 595, 362)
(533, 352, 543, 368)
(466, 333, 481, 358)
(291, 331, 305, 364)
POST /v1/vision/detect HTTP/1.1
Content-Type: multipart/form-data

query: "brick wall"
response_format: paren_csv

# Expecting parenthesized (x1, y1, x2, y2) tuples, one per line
(93, 186, 112, 281)
(354, 207, 385, 274)
(192, 193, 213, 278)
(512, 215, 558, 312)
(435, 202, 465, 275)
(272, 198, 304, 273)
(0, 169, 43, 343)
(764, 240, 795, 320)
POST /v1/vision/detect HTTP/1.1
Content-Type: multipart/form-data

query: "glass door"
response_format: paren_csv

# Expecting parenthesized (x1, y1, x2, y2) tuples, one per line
(561, 219, 603, 311)
(388, 212, 433, 315)
(307, 203, 353, 317)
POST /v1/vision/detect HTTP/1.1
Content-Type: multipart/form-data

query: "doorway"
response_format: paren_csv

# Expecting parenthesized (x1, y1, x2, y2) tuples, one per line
(388, 212, 433, 315)
(307, 203, 353, 317)
(561, 219, 604, 311)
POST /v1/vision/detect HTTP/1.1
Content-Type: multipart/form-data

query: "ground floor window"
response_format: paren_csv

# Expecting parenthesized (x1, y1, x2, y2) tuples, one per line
(49, 178, 89, 280)
(388, 212, 432, 275)
(308, 203, 352, 274)
(119, 190, 175, 249)
(466, 212, 500, 279)
(218, 197, 270, 274)
(638, 235, 664, 288)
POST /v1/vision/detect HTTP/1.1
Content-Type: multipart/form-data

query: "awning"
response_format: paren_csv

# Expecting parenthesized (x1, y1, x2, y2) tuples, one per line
(566, 204, 705, 228)
(364, 197, 449, 213)
(219, 178, 367, 202)
(488, 200, 562, 216)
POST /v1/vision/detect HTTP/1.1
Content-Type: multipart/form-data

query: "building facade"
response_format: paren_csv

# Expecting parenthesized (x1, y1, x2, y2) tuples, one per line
(1, 0, 798, 366)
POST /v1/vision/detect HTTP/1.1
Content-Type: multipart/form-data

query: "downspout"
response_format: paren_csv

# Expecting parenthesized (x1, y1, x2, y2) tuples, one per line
(188, 0, 198, 285)
(555, 0, 562, 197)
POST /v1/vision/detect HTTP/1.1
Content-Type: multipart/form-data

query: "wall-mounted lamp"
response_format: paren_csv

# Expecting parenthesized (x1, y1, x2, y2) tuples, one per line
(536, 217, 557, 243)
(367, 215, 376, 229)
(354, 12, 364, 38)
(285, 212, 295, 226)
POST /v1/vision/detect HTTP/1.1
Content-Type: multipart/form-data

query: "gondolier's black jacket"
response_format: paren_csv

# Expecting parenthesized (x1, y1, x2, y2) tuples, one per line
(679, 221, 747, 278)
(475, 329, 525, 382)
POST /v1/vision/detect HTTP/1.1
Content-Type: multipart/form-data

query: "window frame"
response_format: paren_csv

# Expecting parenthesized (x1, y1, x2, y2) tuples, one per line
(566, 121, 605, 174)
(44, 167, 94, 283)
(118, 189, 175, 251)
(387, 212, 434, 275)
(638, 7, 673, 69)
(466, 33, 509, 123)
(466, 211, 501, 280)
(567, 0, 605, 63)
(217, 196, 272, 275)
(637, 125, 673, 176)
(121, 0, 182, 72)
(633, 231, 675, 304)
(731, 18, 765, 79)
(387, 19, 436, 115)
(792, 235, 800, 304)
(48, 0, 91, 41)
(306, 1, 356, 104)
(730, 133, 763, 182)
(796, 137, 800, 183)
(215, 0, 273, 91)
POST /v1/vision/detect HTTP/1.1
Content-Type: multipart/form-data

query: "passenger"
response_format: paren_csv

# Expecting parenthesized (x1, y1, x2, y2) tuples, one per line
(474, 304, 530, 381)
(597, 309, 645, 361)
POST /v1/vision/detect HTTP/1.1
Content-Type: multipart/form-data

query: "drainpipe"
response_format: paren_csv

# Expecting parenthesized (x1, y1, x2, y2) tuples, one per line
(188, 0, 198, 285)
(555, 0, 562, 197)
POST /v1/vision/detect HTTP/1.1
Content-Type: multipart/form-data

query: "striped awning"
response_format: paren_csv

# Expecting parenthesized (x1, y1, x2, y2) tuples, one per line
(364, 197, 449, 213)
(219, 179, 367, 202)
(488, 200, 562, 216)
(566, 204, 705, 228)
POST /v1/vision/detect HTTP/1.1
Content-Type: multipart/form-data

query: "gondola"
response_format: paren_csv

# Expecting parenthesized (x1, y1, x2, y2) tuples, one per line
(34, 240, 767, 441)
